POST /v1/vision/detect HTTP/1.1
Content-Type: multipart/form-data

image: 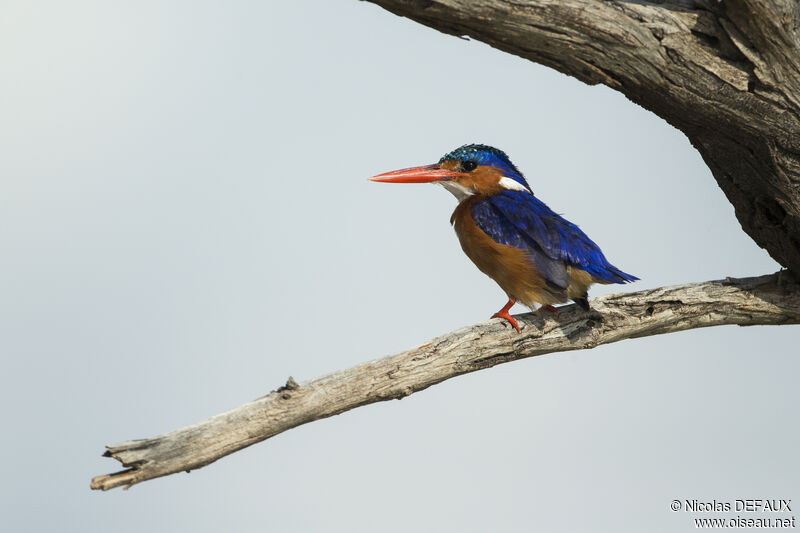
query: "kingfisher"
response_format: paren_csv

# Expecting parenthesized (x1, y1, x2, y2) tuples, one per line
(370, 144, 638, 332)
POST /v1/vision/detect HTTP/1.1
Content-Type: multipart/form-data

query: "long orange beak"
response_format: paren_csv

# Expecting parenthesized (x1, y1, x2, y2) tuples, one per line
(369, 164, 463, 183)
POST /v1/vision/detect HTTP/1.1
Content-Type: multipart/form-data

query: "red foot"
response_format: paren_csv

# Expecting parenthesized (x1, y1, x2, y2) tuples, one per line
(491, 297, 520, 333)
(539, 304, 559, 318)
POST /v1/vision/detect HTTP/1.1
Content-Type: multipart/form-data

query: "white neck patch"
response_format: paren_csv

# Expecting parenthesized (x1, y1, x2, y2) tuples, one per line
(498, 177, 531, 193)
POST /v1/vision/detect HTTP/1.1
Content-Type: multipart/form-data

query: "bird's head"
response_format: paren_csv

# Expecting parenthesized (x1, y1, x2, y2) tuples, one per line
(370, 144, 532, 200)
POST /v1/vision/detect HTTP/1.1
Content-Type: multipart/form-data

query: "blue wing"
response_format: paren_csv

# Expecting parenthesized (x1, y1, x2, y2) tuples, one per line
(472, 190, 638, 284)
(472, 198, 570, 293)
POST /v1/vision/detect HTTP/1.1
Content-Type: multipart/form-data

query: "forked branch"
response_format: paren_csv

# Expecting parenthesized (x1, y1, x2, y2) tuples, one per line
(91, 272, 800, 491)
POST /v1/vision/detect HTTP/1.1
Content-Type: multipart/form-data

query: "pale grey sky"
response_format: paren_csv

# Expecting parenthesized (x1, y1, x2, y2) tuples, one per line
(1, 2, 797, 532)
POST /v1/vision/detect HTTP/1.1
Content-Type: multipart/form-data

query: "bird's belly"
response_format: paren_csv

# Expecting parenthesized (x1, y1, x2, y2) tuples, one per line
(452, 200, 567, 307)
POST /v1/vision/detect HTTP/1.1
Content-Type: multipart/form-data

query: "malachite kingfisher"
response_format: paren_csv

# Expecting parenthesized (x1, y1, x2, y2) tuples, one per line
(370, 144, 638, 332)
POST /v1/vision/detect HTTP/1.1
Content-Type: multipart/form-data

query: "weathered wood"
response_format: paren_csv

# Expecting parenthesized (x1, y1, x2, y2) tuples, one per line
(91, 2, 800, 492)
(365, 0, 800, 272)
(91, 272, 800, 490)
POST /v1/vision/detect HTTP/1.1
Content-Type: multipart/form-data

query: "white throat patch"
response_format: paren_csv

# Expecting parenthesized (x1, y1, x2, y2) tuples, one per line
(438, 181, 475, 201)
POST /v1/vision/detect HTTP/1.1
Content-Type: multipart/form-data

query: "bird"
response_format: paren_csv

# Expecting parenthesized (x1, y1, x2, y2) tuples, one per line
(369, 144, 638, 332)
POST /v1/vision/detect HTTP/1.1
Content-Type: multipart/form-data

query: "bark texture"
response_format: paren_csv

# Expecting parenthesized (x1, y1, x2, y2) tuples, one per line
(366, 0, 800, 272)
(91, 272, 800, 490)
(91, 1, 800, 492)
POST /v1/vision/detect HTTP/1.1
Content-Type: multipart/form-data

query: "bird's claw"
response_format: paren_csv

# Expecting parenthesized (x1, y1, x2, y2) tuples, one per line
(539, 304, 559, 318)
(491, 310, 520, 333)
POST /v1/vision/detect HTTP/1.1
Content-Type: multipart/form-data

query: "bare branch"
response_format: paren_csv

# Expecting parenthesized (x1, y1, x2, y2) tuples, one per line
(364, 0, 800, 273)
(91, 272, 800, 491)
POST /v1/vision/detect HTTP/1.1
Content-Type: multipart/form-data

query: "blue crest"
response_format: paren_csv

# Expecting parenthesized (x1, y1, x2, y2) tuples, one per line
(439, 144, 530, 189)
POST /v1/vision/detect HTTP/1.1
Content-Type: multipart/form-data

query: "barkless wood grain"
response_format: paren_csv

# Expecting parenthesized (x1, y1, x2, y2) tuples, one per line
(91, 273, 800, 490)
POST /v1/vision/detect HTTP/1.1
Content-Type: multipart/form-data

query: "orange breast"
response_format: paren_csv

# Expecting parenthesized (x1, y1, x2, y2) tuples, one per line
(450, 197, 569, 308)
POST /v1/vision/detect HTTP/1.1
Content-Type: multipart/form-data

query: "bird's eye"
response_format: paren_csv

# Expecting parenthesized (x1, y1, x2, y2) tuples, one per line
(461, 161, 477, 172)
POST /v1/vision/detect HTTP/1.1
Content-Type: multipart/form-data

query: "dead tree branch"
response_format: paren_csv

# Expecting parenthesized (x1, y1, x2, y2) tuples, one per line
(365, 0, 800, 273)
(91, 1, 800, 492)
(91, 272, 800, 490)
